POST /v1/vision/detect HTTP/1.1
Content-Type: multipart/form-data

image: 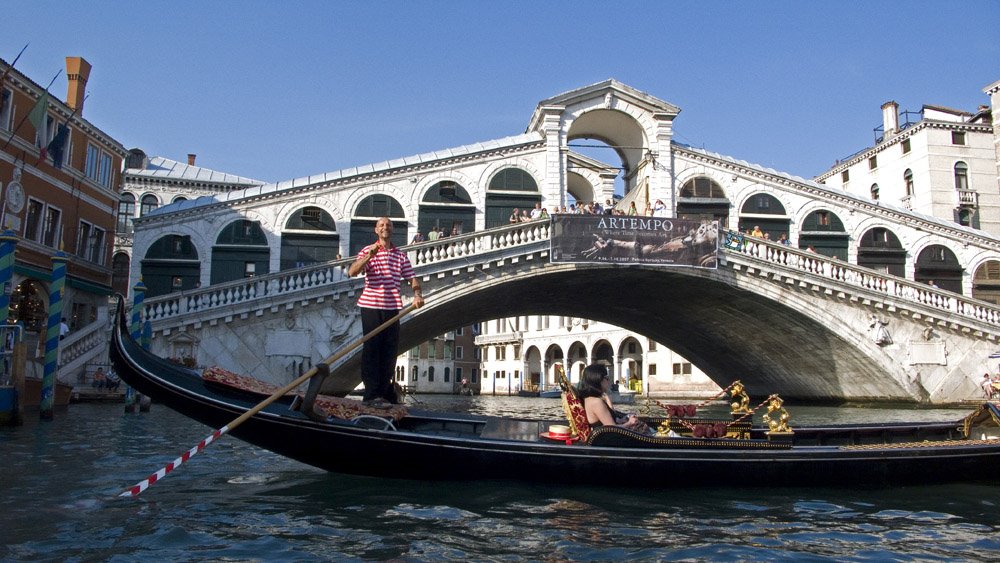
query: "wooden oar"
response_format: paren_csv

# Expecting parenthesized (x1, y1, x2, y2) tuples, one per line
(119, 302, 418, 497)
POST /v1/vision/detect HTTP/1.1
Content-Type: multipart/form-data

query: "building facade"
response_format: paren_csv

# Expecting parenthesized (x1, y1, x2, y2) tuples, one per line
(114, 151, 264, 296)
(1, 56, 125, 351)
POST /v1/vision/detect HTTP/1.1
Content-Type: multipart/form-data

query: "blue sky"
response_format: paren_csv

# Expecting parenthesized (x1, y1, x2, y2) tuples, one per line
(4, 1, 998, 185)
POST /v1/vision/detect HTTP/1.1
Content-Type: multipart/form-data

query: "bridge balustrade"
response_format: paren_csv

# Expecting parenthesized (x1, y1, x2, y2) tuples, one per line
(143, 220, 552, 325)
(729, 232, 1000, 328)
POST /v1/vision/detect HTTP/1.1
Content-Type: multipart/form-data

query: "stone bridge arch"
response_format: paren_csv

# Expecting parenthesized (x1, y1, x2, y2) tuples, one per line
(318, 261, 925, 402)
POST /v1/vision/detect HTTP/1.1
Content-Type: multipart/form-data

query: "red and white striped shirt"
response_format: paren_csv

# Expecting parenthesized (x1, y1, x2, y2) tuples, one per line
(357, 244, 415, 310)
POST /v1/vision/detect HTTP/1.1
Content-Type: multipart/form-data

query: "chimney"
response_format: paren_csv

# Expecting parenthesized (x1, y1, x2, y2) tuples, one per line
(881, 100, 899, 138)
(65, 57, 92, 116)
(187, 154, 197, 166)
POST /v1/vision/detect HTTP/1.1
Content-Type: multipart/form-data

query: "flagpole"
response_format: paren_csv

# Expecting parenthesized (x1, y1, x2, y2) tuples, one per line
(0, 43, 29, 88)
(2, 69, 60, 151)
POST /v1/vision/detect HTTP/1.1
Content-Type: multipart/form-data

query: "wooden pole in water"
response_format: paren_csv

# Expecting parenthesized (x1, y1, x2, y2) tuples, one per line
(119, 302, 418, 497)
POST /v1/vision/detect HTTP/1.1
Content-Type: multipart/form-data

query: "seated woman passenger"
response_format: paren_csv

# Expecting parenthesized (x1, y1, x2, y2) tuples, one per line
(576, 364, 649, 433)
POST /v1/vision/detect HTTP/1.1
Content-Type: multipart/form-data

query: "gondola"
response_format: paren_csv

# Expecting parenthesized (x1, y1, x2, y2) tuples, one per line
(110, 301, 1000, 488)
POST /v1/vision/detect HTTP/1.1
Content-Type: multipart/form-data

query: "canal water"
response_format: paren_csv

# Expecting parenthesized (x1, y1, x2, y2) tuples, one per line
(2, 396, 999, 561)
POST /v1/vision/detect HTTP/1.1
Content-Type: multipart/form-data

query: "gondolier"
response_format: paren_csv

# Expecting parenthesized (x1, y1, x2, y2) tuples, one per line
(348, 216, 424, 407)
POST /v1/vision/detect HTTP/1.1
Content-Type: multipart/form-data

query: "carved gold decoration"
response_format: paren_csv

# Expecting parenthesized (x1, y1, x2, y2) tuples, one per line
(763, 394, 793, 434)
(730, 380, 751, 415)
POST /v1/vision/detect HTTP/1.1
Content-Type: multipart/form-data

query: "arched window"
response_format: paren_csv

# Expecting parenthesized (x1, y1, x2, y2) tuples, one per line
(904, 169, 914, 197)
(428, 366, 435, 382)
(117, 193, 136, 233)
(679, 177, 725, 198)
(485, 168, 540, 228)
(172, 196, 188, 204)
(489, 168, 537, 192)
(870, 184, 879, 201)
(954, 161, 969, 191)
(140, 194, 159, 217)
(350, 195, 407, 255)
(281, 206, 339, 270)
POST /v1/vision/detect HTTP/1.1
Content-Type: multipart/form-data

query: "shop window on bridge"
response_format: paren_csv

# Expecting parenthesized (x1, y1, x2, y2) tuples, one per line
(211, 220, 270, 286)
(857, 227, 905, 277)
(914, 245, 963, 294)
(140, 234, 201, 297)
(485, 167, 540, 228)
(349, 195, 407, 256)
(973, 261, 1000, 305)
(418, 181, 475, 240)
(798, 210, 848, 260)
(738, 193, 789, 242)
(677, 177, 730, 223)
(281, 206, 339, 270)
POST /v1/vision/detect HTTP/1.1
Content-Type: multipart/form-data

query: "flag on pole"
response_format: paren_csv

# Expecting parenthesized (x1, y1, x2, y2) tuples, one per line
(28, 90, 50, 160)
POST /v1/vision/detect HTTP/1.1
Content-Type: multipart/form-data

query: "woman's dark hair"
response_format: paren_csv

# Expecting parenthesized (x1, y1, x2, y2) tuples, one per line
(576, 363, 608, 399)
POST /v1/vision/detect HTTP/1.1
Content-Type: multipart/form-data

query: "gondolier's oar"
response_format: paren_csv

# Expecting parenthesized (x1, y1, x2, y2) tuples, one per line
(119, 302, 418, 498)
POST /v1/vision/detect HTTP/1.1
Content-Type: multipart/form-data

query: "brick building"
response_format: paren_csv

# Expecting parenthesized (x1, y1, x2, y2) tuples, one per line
(1, 56, 126, 347)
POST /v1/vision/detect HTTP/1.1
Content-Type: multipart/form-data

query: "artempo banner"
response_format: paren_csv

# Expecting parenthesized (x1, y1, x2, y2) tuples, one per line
(549, 215, 718, 268)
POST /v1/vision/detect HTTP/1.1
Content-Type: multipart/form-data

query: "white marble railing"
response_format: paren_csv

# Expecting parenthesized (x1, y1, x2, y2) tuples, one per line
(141, 220, 1000, 332)
(143, 220, 552, 325)
(724, 231, 1000, 327)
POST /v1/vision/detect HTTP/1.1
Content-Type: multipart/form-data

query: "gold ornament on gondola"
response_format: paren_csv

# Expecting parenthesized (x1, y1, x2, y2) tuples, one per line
(730, 380, 751, 415)
(763, 394, 793, 434)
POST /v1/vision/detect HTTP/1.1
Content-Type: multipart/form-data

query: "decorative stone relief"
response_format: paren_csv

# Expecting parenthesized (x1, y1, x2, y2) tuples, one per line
(869, 314, 892, 346)
(328, 299, 360, 347)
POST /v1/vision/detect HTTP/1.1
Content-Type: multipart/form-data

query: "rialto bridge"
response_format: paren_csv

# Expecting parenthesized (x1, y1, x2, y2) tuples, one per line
(130, 220, 1000, 404)
(116, 79, 1000, 404)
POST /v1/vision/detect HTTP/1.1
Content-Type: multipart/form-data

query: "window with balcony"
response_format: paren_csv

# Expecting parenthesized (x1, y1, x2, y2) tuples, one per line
(954, 161, 969, 191)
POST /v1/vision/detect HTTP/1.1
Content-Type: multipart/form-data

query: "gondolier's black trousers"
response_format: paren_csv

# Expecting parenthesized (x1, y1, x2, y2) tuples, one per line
(360, 307, 400, 403)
